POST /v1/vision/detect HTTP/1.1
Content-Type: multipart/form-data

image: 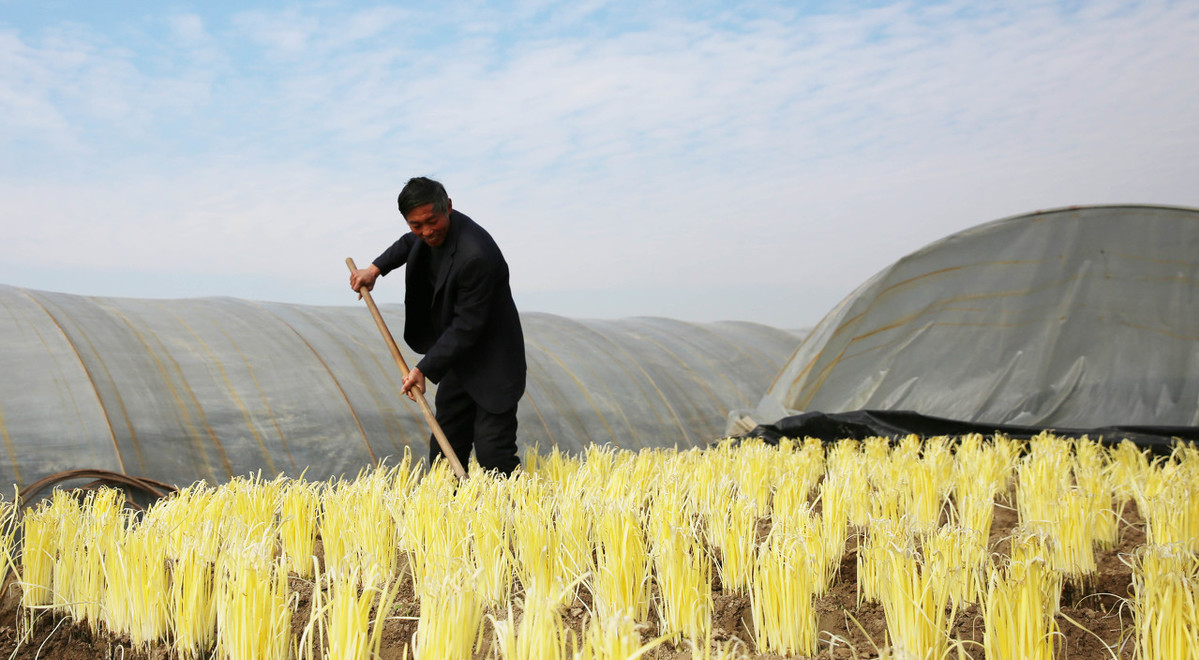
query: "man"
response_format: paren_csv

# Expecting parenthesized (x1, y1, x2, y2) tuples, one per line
(349, 177, 526, 475)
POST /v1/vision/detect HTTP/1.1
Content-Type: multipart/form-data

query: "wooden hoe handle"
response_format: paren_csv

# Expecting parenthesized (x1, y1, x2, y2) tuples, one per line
(347, 257, 468, 480)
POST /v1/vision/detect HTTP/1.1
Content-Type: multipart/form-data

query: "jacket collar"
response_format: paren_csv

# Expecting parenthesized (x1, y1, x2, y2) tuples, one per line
(432, 210, 464, 296)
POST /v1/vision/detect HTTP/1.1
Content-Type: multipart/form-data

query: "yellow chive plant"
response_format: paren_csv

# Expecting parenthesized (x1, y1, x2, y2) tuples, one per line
(1131, 544, 1199, 660)
(705, 490, 757, 595)
(510, 476, 566, 597)
(925, 524, 989, 608)
(465, 474, 516, 605)
(732, 439, 779, 516)
(318, 567, 400, 660)
(1073, 436, 1120, 549)
(492, 582, 575, 660)
(571, 611, 663, 660)
(983, 552, 1058, 660)
(279, 480, 321, 578)
(592, 502, 652, 622)
(394, 462, 468, 591)
(169, 537, 218, 659)
(875, 539, 953, 660)
(213, 540, 293, 660)
(411, 563, 486, 660)
(650, 521, 712, 645)
(748, 528, 818, 657)
(554, 481, 596, 599)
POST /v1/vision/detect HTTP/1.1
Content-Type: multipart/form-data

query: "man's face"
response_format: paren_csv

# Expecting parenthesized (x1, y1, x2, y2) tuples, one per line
(405, 202, 451, 247)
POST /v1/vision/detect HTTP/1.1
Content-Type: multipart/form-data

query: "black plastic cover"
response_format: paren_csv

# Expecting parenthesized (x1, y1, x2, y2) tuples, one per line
(745, 409, 1199, 456)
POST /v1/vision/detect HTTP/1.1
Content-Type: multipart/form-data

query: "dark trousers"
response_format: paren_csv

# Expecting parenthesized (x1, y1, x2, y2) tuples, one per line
(430, 371, 520, 476)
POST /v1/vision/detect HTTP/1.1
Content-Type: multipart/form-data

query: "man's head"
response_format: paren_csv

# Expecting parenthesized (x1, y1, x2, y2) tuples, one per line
(398, 177, 452, 247)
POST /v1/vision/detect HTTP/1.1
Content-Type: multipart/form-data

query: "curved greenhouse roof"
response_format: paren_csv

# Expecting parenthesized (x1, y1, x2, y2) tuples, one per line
(747, 205, 1199, 432)
(0, 286, 798, 489)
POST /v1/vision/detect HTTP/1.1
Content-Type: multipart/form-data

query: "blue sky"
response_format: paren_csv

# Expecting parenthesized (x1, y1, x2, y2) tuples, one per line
(1, 0, 1196, 328)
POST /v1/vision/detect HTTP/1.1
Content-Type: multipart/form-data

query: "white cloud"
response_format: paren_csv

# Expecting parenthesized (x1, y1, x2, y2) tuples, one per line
(1, 0, 1197, 327)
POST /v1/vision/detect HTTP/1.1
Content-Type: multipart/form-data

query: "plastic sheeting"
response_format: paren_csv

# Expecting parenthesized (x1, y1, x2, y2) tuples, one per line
(742, 205, 1199, 433)
(746, 410, 1199, 455)
(0, 286, 799, 489)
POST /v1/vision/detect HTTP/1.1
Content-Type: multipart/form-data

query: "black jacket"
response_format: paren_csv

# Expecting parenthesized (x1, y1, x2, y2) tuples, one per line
(373, 211, 526, 413)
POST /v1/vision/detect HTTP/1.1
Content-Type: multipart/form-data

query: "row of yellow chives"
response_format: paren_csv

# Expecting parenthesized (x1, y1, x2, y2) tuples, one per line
(10, 433, 1199, 659)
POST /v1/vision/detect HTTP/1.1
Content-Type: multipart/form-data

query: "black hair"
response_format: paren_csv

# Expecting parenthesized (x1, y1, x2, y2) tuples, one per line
(397, 177, 449, 218)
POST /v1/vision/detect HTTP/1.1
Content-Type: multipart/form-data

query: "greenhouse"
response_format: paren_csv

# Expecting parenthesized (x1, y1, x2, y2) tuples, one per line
(735, 204, 1199, 443)
(0, 287, 799, 490)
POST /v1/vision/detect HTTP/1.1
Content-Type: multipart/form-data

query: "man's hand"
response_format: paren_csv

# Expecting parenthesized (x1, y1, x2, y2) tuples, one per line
(401, 367, 426, 401)
(349, 264, 381, 299)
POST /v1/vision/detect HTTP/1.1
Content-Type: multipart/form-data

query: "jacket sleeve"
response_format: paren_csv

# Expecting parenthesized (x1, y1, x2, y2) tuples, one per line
(415, 254, 501, 382)
(372, 233, 418, 276)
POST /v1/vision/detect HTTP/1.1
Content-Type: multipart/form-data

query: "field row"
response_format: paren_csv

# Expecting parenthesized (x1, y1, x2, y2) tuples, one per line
(4, 434, 1198, 659)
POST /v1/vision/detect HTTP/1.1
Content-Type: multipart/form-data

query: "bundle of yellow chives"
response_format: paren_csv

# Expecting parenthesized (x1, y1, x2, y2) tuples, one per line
(279, 481, 320, 578)
(1138, 446, 1199, 551)
(15, 520, 49, 610)
(691, 446, 736, 520)
(49, 490, 84, 616)
(321, 567, 400, 660)
(901, 458, 945, 533)
(510, 476, 564, 596)
(523, 444, 580, 484)
(72, 489, 123, 635)
(862, 436, 892, 491)
(464, 475, 515, 605)
(922, 524, 988, 608)
(571, 612, 663, 660)
(1007, 530, 1064, 615)
(826, 440, 873, 527)
(630, 448, 675, 505)
(732, 439, 779, 516)
(817, 477, 851, 587)
(322, 468, 401, 578)
(1016, 436, 1069, 536)
(857, 518, 911, 606)
(774, 437, 826, 509)
(1072, 436, 1119, 549)
(876, 541, 952, 660)
(983, 555, 1058, 660)
(146, 481, 219, 561)
(321, 477, 355, 575)
(651, 522, 712, 645)
(1047, 488, 1097, 579)
(592, 502, 651, 622)
(103, 521, 171, 649)
(220, 473, 283, 543)
(705, 492, 757, 594)
(1131, 544, 1199, 660)
(492, 583, 574, 660)
(748, 529, 818, 657)
(411, 565, 486, 660)
(214, 542, 292, 660)
(869, 447, 910, 525)
(773, 504, 835, 596)
(169, 536, 218, 659)
(394, 462, 467, 590)
(890, 435, 952, 533)
(554, 482, 595, 598)
(1109, 439, 1151, 505)
(922, 435, 955, 482)
(951, 434, 1011, 541)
